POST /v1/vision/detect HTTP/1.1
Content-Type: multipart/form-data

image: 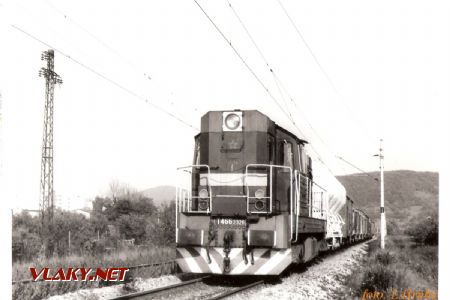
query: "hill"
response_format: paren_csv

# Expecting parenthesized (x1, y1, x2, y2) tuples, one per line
(141, 185, 176, 207)
(337, 170, 438, 232)
(142, 171, 438, 232)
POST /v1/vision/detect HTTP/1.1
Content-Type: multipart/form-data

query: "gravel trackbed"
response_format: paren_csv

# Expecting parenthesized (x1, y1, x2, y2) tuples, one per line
(48, 241, 369, 300)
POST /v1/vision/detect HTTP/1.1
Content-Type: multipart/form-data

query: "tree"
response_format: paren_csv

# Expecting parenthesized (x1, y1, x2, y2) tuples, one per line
(12, 212, 41, 262)
(115, 214, 148, 243)
(109, 180, 136, 201)
(405, 211, 438, 245)
(147, 201, 175, 246)
(134, 196, 156, 215)
(92, 182, 158, 246)
(51, 209, 94, 256)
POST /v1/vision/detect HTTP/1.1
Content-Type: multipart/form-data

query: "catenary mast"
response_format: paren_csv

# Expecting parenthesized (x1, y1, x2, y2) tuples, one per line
(38, 49, 62, 254)
(376, 139, 386, 249)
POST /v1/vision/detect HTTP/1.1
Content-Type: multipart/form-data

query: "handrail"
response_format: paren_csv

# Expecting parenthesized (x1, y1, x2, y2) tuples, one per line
(293, 170, 299, 242)
(310, 181, 327, 220)
(245, 164, 292, 223)
(294, 144, 302, 242)
(176, 163, 331, 244)
(176, 165, 212, 215)
(291, 172, 328, 243)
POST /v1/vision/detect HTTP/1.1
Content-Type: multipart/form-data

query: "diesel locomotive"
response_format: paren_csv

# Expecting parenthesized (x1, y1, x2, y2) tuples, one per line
(175, 110, 373, 275)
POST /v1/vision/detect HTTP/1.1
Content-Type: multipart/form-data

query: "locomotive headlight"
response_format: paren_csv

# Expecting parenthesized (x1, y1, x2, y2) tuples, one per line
(225, 113, 241, 130)
(255, 199, 266, 211)
(199, 188, 209, 199)
(255, 188, 265, 199)
(199, 199, 209, 210)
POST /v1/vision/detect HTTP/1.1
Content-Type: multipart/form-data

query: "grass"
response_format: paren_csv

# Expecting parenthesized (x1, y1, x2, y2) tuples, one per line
(12, 246, 175, 300)
(340, 235, 438, 299)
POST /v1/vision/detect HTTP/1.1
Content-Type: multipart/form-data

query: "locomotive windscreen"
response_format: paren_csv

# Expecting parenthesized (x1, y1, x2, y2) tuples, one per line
(194, 111, 274, 216)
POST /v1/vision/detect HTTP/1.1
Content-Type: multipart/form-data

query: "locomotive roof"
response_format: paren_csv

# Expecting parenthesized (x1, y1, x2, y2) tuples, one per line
(201, 109, 309, 144)
(274, 123, 308, 145)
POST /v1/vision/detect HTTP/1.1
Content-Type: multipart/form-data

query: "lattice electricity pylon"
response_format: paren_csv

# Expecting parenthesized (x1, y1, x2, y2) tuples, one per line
(38, 49, 62, 236)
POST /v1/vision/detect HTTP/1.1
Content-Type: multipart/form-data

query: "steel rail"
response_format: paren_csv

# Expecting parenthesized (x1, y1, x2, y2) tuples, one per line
(127, 260, 176, 270)
(205, 280, 264, 300)
(108, 276, 211, 300)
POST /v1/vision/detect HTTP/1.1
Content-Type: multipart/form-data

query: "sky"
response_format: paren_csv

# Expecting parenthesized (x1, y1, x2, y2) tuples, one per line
(0, 0, 449, 210)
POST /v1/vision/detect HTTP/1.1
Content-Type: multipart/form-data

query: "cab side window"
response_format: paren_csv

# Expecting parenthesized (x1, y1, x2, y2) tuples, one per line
(278, 140, 293, 168)
(268, 135, 275, 164)
(193, 138, 200, 165)
(300, 147, 307, 174)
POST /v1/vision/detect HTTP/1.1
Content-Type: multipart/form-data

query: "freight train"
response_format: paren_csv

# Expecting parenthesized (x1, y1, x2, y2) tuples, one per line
(175, 110, 373, 275)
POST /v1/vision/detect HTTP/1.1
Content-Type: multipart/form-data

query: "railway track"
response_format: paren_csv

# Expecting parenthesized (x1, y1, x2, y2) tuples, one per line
(107, 240, 372, 300)
(109, 276, 209, 299)
(109, 276, 264, 300)
(203, 280, 264, 300)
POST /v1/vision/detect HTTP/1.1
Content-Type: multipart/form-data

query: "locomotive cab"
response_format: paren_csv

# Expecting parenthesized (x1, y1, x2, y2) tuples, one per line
(192, 110, 296, 217)
(175, 110, 328, 275)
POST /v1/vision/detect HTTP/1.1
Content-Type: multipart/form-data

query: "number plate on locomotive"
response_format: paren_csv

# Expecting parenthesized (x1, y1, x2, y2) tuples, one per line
(216, 218, 246, 226)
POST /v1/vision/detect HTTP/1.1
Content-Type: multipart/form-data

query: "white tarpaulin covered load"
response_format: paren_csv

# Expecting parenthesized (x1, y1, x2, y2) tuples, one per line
(311, 159, 347, 243)
(311, 159, 347, 214)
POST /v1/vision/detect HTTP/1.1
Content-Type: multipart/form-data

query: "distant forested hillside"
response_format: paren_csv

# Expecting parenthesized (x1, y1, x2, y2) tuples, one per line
(141, 185, 176, 207)
(337, 170, 438, 232)
(141, 171, 439, 233)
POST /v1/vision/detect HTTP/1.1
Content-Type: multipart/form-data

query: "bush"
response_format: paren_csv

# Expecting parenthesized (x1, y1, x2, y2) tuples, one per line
(360, 264, 400, 292)
(12, 246, 174, 300)
(375, 251, 395, 266)
(406, 214, 438, 245)
(12, 191, 176, 262)
(345, 236, 438, 298)
(11, 183, 178, 299)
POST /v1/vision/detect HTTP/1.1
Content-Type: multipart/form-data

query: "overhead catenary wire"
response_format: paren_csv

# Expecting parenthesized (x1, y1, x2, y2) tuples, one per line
(272, 75, 330, 148)
(199, 0, 351, 178)
(225, 0, 332, 151)
(226, 0, 369, 179)
(193, 0, 344, 177)
(43, 0, 152, 81)
(225, 0, 293, 123)
(272, 77, 373, 178)
(192, 0, 303, 137)
(11, 24, 199, 131)
(15, 1, 376, 179)
(272, 0, 381, 176)
(10, 0, 95, 64)
(42, 0, 374, 179)
(13, 0, 199, 117)
(197, 0, 377, 179)
(225, 0, 338, 178)
(225, 0, 359, 177)
(275, 0, 377, 143)
(276, 0, 336, 94)
(336, 155, 379, 182)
